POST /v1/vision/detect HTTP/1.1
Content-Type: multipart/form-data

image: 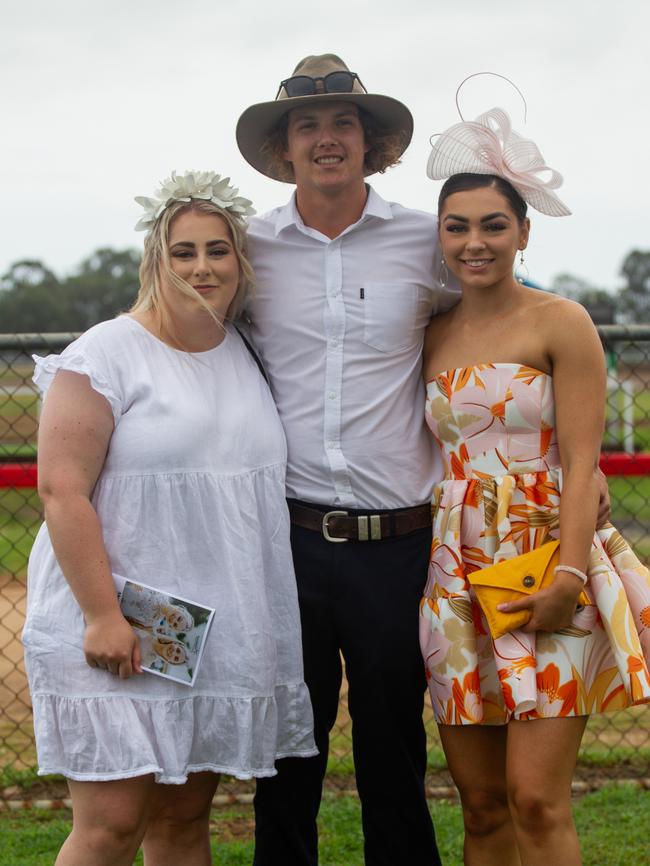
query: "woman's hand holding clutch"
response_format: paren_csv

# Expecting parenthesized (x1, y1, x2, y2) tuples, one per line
(497, 571, 586, 633)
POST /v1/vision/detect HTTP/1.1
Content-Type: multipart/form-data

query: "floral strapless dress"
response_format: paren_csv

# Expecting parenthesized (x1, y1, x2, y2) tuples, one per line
(420, 364, 650, 724)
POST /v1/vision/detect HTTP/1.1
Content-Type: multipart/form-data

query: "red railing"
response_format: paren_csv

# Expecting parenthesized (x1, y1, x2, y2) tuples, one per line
(0, 463, 37, 487)
(2, 454, 649, 490)
(599, 453, 650, 475)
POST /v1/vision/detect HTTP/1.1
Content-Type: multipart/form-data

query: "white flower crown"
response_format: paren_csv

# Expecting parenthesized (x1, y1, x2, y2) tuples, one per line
(134, 170, 256, 232)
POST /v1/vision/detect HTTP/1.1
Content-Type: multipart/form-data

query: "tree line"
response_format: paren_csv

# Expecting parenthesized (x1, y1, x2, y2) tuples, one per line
(0, 250, 141, 332)
(551, 250, 650, 325)
(1, 247, 649, 332)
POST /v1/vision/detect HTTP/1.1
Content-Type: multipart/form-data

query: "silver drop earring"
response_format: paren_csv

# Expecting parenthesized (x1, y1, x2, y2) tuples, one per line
(514, 250, 529, 284)
(438, 256, 448, 289)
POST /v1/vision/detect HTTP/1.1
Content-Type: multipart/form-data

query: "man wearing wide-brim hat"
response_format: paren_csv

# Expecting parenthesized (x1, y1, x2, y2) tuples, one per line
(237, 54, 456, 866)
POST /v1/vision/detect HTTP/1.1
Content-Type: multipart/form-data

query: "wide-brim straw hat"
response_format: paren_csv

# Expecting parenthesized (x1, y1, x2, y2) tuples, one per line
(236, 53, 414, 182)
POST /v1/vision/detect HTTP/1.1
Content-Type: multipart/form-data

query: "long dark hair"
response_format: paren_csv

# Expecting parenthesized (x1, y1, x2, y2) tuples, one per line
(438, 173, 528, 223)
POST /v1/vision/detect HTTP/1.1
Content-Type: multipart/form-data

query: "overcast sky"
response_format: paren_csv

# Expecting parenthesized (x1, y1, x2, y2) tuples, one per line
(1, 0, 648, 293)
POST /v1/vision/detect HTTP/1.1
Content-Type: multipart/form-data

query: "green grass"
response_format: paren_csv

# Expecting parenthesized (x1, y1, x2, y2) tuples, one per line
(574, 785, 650, 865)
(0, 725, 37, 773)
(609, 475, 650, 523)
(0, 393, 39, 417)
(0, 489, 42, 581)
(578, 747, 650, 768)
(0, 786, 647, 865)
(322, 706, 650, 777)
(0, 521, 39, 578)
(0, 767, 65, 793)
(604, 385, 650, 451)
(0, 490, 41, 524)
(0, 444, 37, 460)
(0, 393, 39, 453)
(580, 705, 650, 766)
(0, 810, 74, 866)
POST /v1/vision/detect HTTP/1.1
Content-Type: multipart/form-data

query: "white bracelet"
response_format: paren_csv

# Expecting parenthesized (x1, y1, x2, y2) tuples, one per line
(554, 565, 588, 585)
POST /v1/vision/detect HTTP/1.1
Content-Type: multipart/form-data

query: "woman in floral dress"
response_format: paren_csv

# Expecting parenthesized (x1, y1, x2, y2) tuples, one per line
(420, 109, 650, 866)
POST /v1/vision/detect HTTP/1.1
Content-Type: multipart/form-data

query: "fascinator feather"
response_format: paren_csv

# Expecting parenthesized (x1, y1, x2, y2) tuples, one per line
(427, 107, 571, 217)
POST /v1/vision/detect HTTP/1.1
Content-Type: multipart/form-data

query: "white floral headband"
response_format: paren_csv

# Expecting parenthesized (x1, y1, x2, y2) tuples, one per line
(427, 81, 570, 217)
(134, 170, 255, 232)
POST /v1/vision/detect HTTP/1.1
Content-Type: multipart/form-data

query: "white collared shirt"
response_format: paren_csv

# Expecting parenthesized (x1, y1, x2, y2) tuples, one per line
(246, 186, 459, 509)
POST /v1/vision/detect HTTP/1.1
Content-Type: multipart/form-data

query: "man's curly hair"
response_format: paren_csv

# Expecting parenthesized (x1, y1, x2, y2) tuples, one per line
(260, 106, 407, 182)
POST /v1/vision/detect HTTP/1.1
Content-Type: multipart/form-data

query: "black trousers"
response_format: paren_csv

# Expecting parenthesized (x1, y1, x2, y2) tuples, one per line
(253, 505, 441, 866)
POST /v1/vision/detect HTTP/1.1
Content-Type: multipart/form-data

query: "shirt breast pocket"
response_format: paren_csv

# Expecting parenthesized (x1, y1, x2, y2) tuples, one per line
(361, 281, 420, 353)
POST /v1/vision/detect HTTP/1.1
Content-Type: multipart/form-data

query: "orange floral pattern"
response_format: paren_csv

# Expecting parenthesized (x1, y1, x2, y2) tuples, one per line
(419, 364, 650, 724)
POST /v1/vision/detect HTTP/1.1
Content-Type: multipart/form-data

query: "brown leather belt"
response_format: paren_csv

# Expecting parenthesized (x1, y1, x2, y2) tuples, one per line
(288, 501, 432, 543)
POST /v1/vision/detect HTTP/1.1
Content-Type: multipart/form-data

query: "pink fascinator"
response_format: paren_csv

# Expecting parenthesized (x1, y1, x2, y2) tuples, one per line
(427, 106, 571, 217)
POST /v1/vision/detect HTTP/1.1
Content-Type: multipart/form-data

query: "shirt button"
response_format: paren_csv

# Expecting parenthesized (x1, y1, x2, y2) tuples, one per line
(329, 392, 336, 400)
(331, 338, 339, 347)
(327, 441, 335, 449)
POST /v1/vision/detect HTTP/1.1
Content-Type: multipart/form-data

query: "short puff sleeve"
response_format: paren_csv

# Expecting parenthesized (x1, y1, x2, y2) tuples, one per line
(32, 326, 124, 424)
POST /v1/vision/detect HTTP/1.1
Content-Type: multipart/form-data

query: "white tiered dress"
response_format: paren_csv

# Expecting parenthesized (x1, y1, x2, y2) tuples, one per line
(23, 316, 316, 783)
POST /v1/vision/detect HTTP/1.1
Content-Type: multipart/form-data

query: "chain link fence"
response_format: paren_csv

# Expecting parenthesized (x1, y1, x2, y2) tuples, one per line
(1, 328, 649, 793)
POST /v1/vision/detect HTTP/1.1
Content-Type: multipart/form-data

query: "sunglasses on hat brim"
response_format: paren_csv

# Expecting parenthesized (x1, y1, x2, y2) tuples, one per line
(275, 71, 366, 100)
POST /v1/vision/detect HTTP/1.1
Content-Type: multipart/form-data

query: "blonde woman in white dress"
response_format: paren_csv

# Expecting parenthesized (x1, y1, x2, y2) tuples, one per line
(23, 173, 316, 866)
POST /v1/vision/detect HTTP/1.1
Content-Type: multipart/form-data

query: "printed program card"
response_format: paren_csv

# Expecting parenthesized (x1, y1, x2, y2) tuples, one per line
(114, 575, 215, 687)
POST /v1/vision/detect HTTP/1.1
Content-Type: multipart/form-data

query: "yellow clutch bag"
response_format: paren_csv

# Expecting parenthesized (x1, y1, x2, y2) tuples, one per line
(467, 541, 590, 639)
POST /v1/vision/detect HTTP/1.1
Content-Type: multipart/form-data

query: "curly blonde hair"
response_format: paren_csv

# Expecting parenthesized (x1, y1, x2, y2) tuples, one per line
(130, 200, 255, 345)
(260, 106, 407, 182)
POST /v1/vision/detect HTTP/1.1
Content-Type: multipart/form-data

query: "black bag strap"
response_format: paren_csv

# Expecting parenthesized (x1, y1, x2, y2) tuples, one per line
(234, 325, 269, 384)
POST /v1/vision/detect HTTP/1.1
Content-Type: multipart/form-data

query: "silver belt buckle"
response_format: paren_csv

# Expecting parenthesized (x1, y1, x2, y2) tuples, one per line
(322, 510, 349, 543)
(357, 515, 382, 540)
(322, 510, 383, 542)
(369, 515, 382, 540)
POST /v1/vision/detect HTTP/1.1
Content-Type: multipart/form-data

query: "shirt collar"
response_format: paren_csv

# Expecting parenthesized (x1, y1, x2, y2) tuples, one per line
(272, 185, 394, 237)
(362, 186, 394, 221)
(273, 193, 302, 236)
